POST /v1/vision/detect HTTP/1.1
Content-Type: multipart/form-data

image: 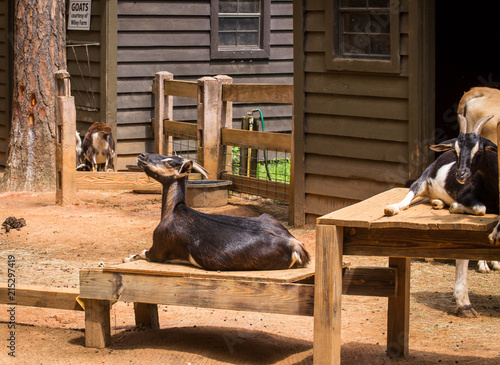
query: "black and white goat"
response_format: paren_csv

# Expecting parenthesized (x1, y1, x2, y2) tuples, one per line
(80, 122, 116, 172)
(124, 153, 310, 271)
(384, 114, 498, 317)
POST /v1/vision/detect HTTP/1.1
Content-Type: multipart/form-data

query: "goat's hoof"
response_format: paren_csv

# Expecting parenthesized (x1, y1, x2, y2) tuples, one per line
(431, 199, 445, 210)
(491, 261, 500, 271)
(477, 262, 490, 273)
(488, 229, 500, 246)
(456, 305, 479, 318)
(384, 205, 399, 216)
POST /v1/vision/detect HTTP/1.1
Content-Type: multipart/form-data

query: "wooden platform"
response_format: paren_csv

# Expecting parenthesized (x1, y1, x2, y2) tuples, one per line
(314, 188, 500, 365)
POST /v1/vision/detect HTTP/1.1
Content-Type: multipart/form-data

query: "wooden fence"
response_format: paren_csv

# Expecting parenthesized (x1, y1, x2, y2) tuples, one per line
(153, 71, 293, 203)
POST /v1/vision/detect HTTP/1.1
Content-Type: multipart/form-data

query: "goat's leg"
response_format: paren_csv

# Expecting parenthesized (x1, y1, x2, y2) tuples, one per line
(454, 260, 478, 318)
(477, 260, 490, 273)
(123, 249, 148, 263)
(384, 180, 426, 216)
(490, 261, 500, 270)
(488, 219, 500, 245)
(449, 202, 486, 215)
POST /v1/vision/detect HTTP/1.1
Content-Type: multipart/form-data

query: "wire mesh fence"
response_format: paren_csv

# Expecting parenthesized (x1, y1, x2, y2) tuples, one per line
(221, 142, 291, 203)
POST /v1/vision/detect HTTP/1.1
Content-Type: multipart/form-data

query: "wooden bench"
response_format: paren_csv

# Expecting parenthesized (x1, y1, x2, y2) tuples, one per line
(314, 188, 500, 364)
(79, 259, 398, 348)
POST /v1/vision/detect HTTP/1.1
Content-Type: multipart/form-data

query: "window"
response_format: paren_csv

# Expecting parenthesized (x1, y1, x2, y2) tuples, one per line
(211, 0, 270, 59)
(325, 0, 400, 73)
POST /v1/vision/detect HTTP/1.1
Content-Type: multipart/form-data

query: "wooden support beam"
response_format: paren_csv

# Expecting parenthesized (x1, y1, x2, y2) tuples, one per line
(76, 171, 162, 191)
(314, 224, 343, 365)
(55, 70, 77, 206)
(222, 84, 293, 104)
(387, 257, 410, 358)
(221, 128, 291, 152)
(154, 71, 173, 155)
(0, 284, 82, 311)
(134, 303, 159, 329)
(84, 299, 111, 348)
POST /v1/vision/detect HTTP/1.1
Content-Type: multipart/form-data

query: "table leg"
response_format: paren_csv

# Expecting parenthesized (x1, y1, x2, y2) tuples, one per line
(134, 302, 160, 329)
(84, 299, 111, 348)
(314, 224, 343, 365)
(387, 257, 410, 358)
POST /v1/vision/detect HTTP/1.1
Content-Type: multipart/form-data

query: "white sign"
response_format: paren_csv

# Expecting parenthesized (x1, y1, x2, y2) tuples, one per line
(68, 0, 92, 30)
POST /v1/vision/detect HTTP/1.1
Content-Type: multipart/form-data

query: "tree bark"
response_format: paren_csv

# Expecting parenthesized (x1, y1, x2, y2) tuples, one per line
(1, 1, 66, 192)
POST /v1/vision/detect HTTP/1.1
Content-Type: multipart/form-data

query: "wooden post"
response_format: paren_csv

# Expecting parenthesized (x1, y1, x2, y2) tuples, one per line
(84, 299, 111, 348)
(154, 71, 174, 155)
(387, 257, 410, 358)
(55, 70, 77, 206)
(134, 302, 160, 329)
(214, 75, 233, 176)
(313, 224, 343, 365)
(197, 76, 220, 178)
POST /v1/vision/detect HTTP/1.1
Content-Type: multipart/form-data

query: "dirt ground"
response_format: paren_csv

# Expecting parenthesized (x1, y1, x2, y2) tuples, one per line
(0, 189, 499, 364)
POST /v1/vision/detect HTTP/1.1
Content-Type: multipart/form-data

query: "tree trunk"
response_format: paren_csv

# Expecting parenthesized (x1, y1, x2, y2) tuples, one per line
(1, 1, 66, 192)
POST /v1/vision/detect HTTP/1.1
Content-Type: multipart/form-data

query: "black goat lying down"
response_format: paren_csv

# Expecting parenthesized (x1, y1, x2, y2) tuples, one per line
(125, 153, 310, 271)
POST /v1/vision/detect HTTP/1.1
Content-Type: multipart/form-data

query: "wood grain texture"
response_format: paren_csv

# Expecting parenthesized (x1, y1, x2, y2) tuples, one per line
(0, 284, 82, 311)
(76, 171, 161, 191)
(84, 299, 111, 348)
(134, 303, 159, 329)
(222, 84, 293, 103)
(313, 224, 343, 365)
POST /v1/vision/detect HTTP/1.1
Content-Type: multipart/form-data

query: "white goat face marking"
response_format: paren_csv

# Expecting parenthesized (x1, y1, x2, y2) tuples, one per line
(454, 141, 461, 156)
(470, 142, 479, 160)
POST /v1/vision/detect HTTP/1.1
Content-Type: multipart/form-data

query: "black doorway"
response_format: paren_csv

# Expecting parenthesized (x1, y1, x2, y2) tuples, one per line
(435, 2, 500, 143)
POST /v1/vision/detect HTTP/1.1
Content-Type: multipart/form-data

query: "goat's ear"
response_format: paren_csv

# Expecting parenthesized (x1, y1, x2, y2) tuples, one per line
(179, 160, 193, 174)
(485, 145, 498, 154)
(429, 142, 454, 152)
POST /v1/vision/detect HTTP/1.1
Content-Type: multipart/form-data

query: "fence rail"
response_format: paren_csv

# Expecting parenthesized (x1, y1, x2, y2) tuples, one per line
(154, 72, 293, 205)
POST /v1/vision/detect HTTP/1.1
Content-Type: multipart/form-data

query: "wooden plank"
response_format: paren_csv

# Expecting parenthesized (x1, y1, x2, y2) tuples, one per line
(344, 228, 500, 260)
(118, 1, 209, 16)
(164, 80, 198, 98)
(0, 284, 82, 311)
(104, 260, 315, 283)
(305, 194, 358, 217)
(222, 84, 293, 104)
(305, 154, 408, 185)
(305, 114, 408, 142)
(84, 299, 111, 348)
(342, 266, 396, 297)
(314, 224, 342, 365)
(118, 31, 210, 47)
(134, 303, 159, 329)
(163, 120, 197, 137)
(118, 17, 210, 31)
(305, 134, 408, 163)
(221, 172, 289, 202)
(221, 128, 291, 151)
(387, 257, 410, 358)
(79, 270, 315, 317)
(76, 171, 161, 191)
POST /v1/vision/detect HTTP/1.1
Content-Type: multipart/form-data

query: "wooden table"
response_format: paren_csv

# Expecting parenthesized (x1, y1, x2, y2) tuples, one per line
(314, 188, 500, 365)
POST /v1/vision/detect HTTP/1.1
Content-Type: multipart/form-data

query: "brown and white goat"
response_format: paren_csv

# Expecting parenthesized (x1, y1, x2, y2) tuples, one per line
(81, 122, 116, 172)
(125, 153, 310, 271)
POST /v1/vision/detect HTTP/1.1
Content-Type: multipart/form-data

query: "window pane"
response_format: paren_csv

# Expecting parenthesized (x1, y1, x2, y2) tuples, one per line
(371, 34, 390, 55)
(369, 0, 390, 7)
(370, 14, 390, 34)
(343, 13, 369, 33)
(219, 18, 238, 31)
(237, 32, 259, 47)
(239, 0, 260, 13)
(341, 0, 367, 7)
(343, 34, 370, 54)
(220, 0, 237, 13)
(219, 32, 237, 47)
(238, 17, 259, 31)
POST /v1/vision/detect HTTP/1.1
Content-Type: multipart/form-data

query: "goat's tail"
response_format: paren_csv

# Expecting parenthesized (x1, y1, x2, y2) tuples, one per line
(290, 239, 311, 268)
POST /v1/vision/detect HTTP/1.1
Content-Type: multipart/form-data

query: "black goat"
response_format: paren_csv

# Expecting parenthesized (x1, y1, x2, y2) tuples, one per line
(385, 115, 498, 218)
(124, 153, 310, 271)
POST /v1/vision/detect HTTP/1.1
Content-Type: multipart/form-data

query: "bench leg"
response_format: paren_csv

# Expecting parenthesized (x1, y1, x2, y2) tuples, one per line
(314, 224, 343, 365)
(387, 257, 410, 358)
(84, 299, 111, 348)
(134, 302, 159, 329)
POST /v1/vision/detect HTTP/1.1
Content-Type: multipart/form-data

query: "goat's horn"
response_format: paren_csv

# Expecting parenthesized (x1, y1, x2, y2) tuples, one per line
(457, 114, 467, 134)
(473, 115, 494, 135)
(192, 162, 209, 179)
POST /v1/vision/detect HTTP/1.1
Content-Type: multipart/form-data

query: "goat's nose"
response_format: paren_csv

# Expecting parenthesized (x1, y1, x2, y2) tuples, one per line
(456, 170, 468, 183)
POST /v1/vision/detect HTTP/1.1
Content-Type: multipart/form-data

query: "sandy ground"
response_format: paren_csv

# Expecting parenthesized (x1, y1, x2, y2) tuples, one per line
(0, 190, 499, 364)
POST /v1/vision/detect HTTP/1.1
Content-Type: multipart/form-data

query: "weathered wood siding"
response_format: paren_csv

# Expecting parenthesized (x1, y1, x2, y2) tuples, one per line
(296, 0, 412, 224)
(66, 0, 102, 137)
(0, 0, 9, 166)
(115, 0, 294, 170)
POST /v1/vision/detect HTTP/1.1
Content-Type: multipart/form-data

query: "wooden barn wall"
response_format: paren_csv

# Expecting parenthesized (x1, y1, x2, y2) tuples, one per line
(115, 0, 294, 170)
(0, 0, 9, 166)
(299, 0, 411, 224)
(66, 0, 102, 138)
